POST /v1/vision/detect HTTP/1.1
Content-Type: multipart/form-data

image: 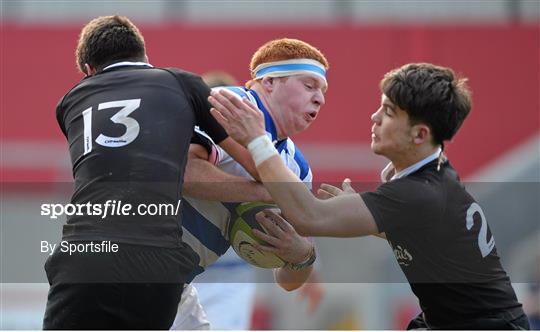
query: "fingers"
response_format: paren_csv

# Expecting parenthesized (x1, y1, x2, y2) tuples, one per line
(209, 90, 266, 144)
(209, 91, 239, 120)
(259, 209, 295, 232)
(218, 88, 242, 102)
(317, 181, 356, 198)
(319, 183, 343, 196)
(240, 97, 259, 113)
(221, 89, 253, 110)
(252, 229, 280, 247)
(209, 89, 253, 117)
(256, 212, 286, 237)
(254, 243, 280, 254)
(210, 108, 228, 127)
(266, 209, 295, 232)
(254, 209, 298, 247)
(342, 178, 356, 193)
(217, 90, 262, 122)
(316, 188, 334, 200)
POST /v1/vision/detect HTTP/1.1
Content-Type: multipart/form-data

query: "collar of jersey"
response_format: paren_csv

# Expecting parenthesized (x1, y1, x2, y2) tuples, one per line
(387, 147, 442, 181)
(102, 61, 154, 72)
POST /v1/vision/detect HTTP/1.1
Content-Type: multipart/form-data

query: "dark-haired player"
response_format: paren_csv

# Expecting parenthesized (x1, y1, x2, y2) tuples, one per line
(43, 15, 253, 329)
(210, 63, 529, 330)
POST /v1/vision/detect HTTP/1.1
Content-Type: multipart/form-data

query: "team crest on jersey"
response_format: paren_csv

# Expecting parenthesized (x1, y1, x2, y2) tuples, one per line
(389, 241, 413, 266)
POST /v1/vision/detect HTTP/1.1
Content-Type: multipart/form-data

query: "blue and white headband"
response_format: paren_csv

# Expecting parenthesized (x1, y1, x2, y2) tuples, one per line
(252, 59, 327, 86)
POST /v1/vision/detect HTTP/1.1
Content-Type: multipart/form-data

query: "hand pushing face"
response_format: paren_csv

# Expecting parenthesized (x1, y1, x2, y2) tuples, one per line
(209, 89, 266, 146)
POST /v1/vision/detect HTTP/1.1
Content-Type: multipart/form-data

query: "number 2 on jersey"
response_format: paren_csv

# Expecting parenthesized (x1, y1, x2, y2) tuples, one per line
(466, 202, 495, 258)
(82, 99, 141, 154)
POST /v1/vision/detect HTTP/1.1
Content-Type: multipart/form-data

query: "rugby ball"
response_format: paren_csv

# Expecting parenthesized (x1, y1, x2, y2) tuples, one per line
(228, 202, 286, 268)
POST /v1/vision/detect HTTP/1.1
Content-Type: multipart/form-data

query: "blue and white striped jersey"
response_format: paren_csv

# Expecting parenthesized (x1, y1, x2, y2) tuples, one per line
(182, 86, 312, 277)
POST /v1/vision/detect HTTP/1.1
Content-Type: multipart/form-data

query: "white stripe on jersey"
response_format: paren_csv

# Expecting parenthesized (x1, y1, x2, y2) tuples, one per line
(181, 227, 220, 268)
(184, 197, 230, 237)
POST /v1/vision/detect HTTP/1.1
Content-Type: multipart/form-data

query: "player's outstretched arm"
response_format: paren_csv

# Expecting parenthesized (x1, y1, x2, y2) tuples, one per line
(183, 144, 271, 202)
(318, 181, 387, 239)
(209, 89, 379, 237)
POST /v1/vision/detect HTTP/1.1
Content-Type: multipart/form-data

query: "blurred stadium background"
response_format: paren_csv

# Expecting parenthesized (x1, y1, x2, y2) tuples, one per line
(1, 0, 539, 329)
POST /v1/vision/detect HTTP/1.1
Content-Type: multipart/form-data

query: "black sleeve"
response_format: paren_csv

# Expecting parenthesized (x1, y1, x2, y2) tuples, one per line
(164, 68, 228, 144)
(361, 178, 441, 233)
(55, 95, 68, 138)
(190, 130, 214, 156)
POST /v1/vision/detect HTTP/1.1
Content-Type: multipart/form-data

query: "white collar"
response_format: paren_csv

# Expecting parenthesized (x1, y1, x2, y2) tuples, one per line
(102, 61, 153, 71)
(380, 147, 442, 183)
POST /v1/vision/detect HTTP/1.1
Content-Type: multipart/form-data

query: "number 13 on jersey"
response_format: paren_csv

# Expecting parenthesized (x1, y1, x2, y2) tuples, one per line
(82, 99, 142, 155)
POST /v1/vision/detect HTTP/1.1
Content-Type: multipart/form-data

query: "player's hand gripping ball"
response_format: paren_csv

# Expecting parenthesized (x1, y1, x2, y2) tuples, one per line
(228, 202, 286, 268)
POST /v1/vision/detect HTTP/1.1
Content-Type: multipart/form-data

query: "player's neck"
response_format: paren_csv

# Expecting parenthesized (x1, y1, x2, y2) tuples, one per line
(391, 145, 440, 173)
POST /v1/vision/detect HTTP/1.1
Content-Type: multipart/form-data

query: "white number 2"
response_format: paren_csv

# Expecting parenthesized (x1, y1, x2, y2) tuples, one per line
(466, 202, 495, 258)
(82, 99, 141, 155)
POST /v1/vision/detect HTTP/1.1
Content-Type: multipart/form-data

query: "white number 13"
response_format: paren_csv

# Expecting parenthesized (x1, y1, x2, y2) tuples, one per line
(466, 202, 495, 258)
(82, 99, 141, 154)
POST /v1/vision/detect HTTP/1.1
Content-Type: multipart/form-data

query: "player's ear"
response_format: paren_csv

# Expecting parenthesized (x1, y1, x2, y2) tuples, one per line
(413, 124, 431, 145)
(261, 77, 274, 92)
(84, 64, 97, 76)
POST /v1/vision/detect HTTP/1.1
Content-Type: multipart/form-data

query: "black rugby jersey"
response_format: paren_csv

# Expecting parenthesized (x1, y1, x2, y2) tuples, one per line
(56, 63, 227, 248)
(361, 160, 523, 327)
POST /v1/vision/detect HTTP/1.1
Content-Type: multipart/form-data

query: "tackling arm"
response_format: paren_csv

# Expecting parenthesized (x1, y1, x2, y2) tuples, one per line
(257, 161, 376, 237)
(183, 144, 271, 202)
(209, 89, 379, 237)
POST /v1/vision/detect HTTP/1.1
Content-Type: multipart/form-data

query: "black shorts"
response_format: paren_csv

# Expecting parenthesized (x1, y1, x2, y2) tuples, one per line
(407, 310, 530, 330)
(43, 242, 199, 329)
(43, 282, 183, 330)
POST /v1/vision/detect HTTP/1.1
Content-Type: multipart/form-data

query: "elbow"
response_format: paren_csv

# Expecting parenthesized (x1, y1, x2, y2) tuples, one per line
(275, 268, 309, 291)
(279, 282, 301, 292)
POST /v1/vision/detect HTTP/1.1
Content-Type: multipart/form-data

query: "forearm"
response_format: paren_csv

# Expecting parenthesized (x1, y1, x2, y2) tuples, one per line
(183, 158, 271, 202)
(256, 156, 378, 237)
(257, 155, 323, 235)
(218, 137, 260, 181)
(274, 265, 313, 291)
